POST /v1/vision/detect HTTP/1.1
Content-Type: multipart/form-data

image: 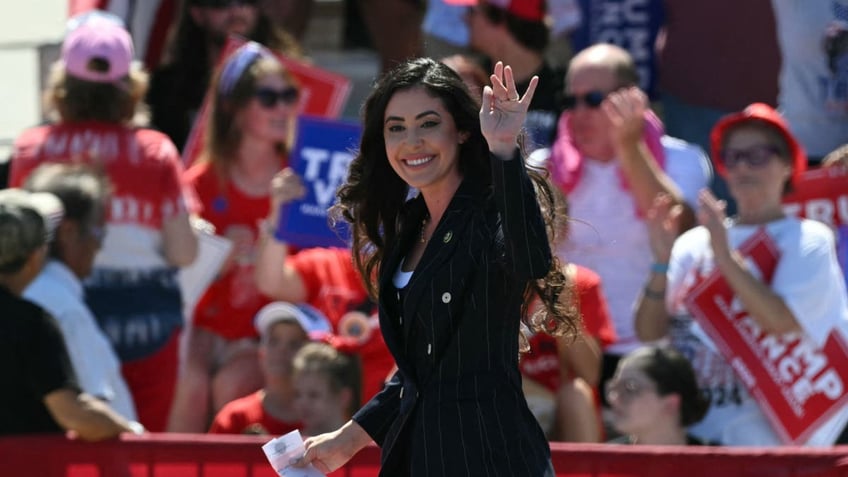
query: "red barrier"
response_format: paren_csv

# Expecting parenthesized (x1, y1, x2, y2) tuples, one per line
(1, 434, 848, 477)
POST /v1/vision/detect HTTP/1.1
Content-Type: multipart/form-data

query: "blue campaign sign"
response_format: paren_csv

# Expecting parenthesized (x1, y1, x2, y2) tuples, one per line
(276, 115, 361, 248)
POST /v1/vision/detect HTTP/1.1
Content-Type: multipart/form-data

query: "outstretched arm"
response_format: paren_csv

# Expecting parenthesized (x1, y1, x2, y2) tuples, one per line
(482, 62, 550, 280)
(254, 168, 309, 301)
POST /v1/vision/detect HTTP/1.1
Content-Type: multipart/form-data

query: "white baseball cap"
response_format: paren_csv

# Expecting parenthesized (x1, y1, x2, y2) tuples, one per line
(254, 302, 332, 338)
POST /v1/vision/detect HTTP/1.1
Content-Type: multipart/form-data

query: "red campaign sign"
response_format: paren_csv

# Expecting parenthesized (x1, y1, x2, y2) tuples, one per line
(685, 229, 848, 444)
(782, 167, 848, 228)
(181, 36, 352, 166)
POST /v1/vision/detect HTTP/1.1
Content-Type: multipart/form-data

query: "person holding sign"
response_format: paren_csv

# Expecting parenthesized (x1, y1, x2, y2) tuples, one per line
(635, 103, 848, 446)
(295, 58, 579, 475)
(170, 42, 301, 433)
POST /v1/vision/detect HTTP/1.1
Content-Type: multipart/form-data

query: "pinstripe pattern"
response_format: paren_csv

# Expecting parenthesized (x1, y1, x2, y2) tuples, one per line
(353, 151, 553, 476)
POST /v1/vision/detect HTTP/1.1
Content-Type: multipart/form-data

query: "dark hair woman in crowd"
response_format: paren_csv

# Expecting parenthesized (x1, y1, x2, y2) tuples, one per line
(295, 57, 579, 476)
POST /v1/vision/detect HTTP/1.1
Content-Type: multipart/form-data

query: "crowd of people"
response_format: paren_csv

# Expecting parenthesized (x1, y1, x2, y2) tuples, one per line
(2, 0, 848, 472)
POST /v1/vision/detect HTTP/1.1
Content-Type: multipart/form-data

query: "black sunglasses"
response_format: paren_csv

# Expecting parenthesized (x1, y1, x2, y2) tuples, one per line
(254, 87, 300, 108)
(720, 144, 781, 169)
(561, 90, 607, 110)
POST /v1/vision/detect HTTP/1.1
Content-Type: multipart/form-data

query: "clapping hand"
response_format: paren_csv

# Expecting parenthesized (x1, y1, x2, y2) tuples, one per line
(604, 86, 648, 150)
(646, 193, 682, 264)
(697, 188, 731, 256)
(480, 61, 538, 159)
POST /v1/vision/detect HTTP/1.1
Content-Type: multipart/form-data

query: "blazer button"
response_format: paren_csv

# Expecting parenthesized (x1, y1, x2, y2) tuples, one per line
(427, 343, 432, 355)
(441, 292, 451, 303)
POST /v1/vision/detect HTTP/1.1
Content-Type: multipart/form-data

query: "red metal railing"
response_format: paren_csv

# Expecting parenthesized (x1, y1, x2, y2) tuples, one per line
(2, 433, 848, 476)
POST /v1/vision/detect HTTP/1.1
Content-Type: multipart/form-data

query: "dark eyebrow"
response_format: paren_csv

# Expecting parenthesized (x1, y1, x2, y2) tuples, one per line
(384, 110, 442, 125)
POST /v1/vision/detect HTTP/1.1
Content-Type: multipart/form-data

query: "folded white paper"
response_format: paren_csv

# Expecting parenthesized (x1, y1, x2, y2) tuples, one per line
(262, 430, 325, 477)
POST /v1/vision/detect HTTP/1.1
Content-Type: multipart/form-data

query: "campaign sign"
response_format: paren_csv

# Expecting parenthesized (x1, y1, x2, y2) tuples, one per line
(275, 116, 361, 248)
(840, 226, 848, 290)
(182, 36, 352, 165)
(782, 167, 848, 229)
(685, 229, 848, 444)
(783, 166, 848, 289)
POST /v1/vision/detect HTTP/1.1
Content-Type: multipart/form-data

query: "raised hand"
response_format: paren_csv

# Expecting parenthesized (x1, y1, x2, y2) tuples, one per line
(603, 86, 648, 150)
(646, 193, 682, 264)
(268, 167, 307, 226)
(697, 188, 731, 256)
(480, 61, 538, 158)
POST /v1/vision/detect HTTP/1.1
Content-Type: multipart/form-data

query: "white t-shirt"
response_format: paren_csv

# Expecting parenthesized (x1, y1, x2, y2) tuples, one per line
(24, 260, 138, 421)
(771, 0, 848, 159)
(543, 136, 709, 355)
(667, 217, 848, 445)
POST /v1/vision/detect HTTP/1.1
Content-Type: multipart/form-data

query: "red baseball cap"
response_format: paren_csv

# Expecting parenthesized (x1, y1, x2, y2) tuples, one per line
(445, 0, 545, 22)
(710, 103, 807, 187)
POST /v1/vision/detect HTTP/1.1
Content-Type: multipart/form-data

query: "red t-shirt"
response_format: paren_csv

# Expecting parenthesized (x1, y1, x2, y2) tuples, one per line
(11, 121, 199, 227)
(186, 161, 279, 340)
(208, 390, 300, 435)
(290, 247, 370, 326)
(521, 265, 616, 392)
(290, 248, 395, 402)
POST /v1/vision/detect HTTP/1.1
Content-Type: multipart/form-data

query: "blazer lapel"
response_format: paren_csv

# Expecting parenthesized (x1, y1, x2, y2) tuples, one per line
(401, 178, 486, 339)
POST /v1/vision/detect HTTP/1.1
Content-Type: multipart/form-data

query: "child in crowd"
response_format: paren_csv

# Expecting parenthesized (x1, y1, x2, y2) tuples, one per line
(293, 342, 362, 437)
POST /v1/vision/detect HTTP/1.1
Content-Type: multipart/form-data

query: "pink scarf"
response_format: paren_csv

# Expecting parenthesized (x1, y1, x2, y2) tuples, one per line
(549, 110, 667, 195)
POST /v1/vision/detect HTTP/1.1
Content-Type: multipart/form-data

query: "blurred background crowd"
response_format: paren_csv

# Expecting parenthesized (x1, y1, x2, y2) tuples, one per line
(1, 0, 847, 451)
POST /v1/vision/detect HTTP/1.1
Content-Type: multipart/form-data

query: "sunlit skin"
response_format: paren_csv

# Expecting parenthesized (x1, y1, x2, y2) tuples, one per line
(293, 372, 348, 436)
(260, 322, 308, 380)
(239, 73, 298, 146)
(566, 63, 618, 162)
(383, 86, 468, 201)
(722, 127, 792, 224)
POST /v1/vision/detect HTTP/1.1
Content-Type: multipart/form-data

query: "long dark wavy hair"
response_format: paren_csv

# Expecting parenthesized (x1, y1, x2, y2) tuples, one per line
(332, 57, 578, 343)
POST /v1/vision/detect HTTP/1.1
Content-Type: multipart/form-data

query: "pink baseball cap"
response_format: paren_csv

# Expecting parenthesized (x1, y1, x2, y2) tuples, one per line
(62, 20, 134, 83)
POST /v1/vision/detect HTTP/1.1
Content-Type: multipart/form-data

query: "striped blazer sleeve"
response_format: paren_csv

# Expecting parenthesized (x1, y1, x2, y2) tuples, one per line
(352, 371, 402, 446)
(491, 150, 552, 281)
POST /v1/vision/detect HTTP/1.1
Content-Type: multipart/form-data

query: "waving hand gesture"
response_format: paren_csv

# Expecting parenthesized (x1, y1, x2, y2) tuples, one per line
(480, 61, 538, 159)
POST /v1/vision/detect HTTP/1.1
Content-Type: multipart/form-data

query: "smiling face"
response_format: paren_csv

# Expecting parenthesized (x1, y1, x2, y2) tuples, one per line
(383, 86, 466, 196)
(239, 72, 298, 146)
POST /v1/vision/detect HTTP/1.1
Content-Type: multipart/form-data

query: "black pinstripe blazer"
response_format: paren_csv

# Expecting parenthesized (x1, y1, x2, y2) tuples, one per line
(352, 152, 553, 476)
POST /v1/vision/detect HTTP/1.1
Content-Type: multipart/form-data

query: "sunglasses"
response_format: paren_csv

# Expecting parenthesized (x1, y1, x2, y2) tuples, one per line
(561, 90, 607, 110)
(719, 144, 781, 169)
(254, 87, 300, 108)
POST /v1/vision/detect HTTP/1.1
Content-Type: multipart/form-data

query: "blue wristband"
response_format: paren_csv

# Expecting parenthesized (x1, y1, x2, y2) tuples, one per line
(651, 262, 669, 274)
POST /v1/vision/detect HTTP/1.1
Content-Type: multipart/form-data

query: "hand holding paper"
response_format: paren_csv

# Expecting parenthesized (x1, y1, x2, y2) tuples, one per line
(262, 430, 325, 477)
